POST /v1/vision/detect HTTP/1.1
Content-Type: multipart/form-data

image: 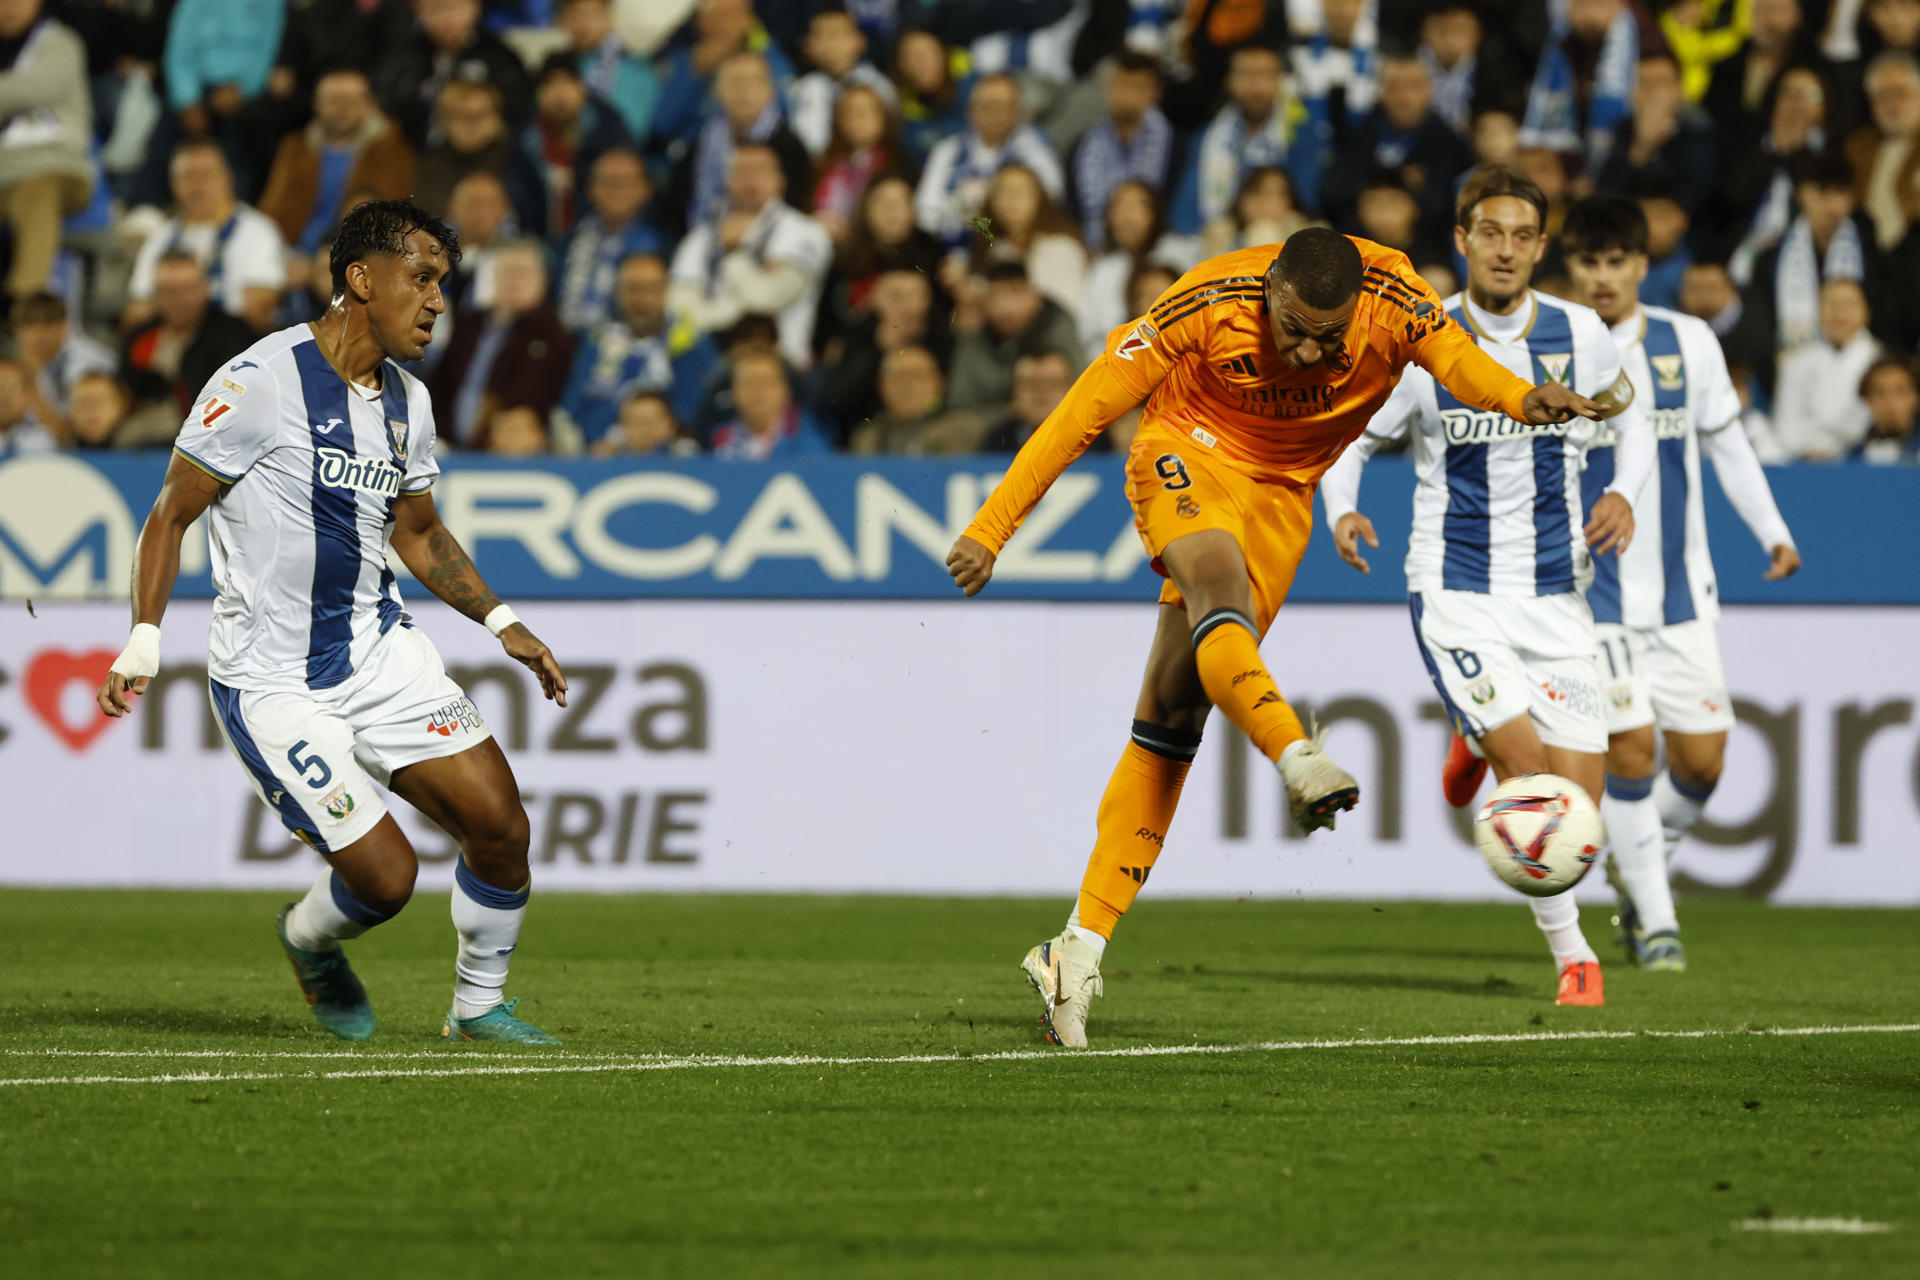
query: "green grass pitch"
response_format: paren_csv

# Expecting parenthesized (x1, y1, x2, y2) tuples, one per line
(3, 891, 1915, 1279)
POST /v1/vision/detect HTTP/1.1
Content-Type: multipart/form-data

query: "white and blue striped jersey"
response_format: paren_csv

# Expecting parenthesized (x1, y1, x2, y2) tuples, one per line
(1584, 306, 1752, 628)
(1328, 290, 1651, 597)
(171, 324, 439, 692)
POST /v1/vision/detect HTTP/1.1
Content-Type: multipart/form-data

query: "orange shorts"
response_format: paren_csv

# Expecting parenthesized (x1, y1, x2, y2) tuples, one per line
(1125, 425, 1316, 634)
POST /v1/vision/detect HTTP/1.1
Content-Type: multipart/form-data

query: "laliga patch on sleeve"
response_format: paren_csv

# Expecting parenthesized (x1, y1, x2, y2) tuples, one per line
(1115, 321, 1158, 361)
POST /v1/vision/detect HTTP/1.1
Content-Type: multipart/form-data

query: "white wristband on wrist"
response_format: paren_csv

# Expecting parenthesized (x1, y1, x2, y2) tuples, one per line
(110, 623, 162, 680)
(483, 604, 520, 637)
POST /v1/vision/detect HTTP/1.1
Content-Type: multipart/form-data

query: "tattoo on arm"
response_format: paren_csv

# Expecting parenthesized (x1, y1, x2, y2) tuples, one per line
(419, 524, 502, 625)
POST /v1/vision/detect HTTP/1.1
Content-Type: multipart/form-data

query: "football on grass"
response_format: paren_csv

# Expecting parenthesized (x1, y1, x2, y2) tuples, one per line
(1473, 774, 1603, 897)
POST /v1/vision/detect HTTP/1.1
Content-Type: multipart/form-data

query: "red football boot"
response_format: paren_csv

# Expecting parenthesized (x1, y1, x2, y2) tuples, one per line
(1442, 733, 1489, 808)
(1555, 960, 1605, 1007)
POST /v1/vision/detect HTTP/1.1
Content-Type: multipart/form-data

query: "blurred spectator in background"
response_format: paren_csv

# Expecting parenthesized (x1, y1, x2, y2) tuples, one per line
(946, 260, 1081, 414)
(1595, 53, 1717, 222)
(0, 0, 94, 313)
(669, 142, 833, 369)
(1519, 0, 1666, 178)
(561, 251, 712, 446)
(1852, 355, 1920, 461)
(1174, 45, 1321, 236)
(1741, 149, 1879, 386)
(271, 1, 415, 133)
(64, 371, 147, 450)
(1766, 277, 1882, 458)
(443, 171, 518, 314)
(125, 141, 286, 334)
(652, 0, 796, 154)
(811, 84, 908, 244)
(558, 0, 660, 144)
(0, 357, 55, 456)
(1471, 107, 1522, 168)
(786, 7, 895, 157)
(12, 291, 115, 435)
(154, 0, 286, 202)
(708, 347, 829, 458)
(1350, 176, 1444, 268)
(1081, 179, 1197, 350)
(1635, 183, 1694, 308)
(485, 404, 550, 455)
(589, 389, 691, 456)
(1071, 51, 1174, 251)
(377, 0, 531, 147)
(280, 236, 339, 326)
(557, 147, 661, 331)
(1419, 1, 1482, 135)
(1289, 0, 1380, 142)
(1200, 165, 1313, 257)
(980, 349, 1076, 452)
(1126, 260, 1179, 319)
(894, 26, 970, 164)
(666, 49, 812, 237)
(817, 171, 943, 351)
(916, 72, 1064, 249)
(1681, 258, 1745, 337)
(430, 240, 575, 448)
(257, 68, 417, 286)
(822, 265, 948, 434)
(847, 344, 981, 454)
(967, 164, 1085, 315)
(523, 53, 632, 239)
(1324, 53, 1471, 245)
(121, 251, 254, 430)
(1866, 0, 1920, 58)
(1847, 52, 1920, 251)
(1724, 64, 1828, 270)
(1704, 0, 1817, 142)
(413, 80, 545, 233)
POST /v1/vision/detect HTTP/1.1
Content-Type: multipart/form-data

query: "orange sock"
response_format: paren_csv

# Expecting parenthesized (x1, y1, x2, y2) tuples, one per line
(1072, 722, 1200, 938)
(1191, 607, 1307, 762)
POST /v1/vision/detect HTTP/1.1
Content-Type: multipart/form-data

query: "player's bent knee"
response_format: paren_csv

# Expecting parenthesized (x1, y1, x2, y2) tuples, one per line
(463, 804, 532, 882)
(1606, 726, 1658, 779)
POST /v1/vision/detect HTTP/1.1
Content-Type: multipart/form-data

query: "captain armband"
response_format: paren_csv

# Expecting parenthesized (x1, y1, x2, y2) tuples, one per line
(1591, 370, 1636, 419)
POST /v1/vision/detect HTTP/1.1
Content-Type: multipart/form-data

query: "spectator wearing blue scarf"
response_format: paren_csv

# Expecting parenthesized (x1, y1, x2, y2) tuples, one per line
(560, 252, 713, 446)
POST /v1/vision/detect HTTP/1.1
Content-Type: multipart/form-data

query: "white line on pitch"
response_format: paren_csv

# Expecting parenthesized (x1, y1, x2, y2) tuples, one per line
(1737, 1218, 1894, 1234)
(3, 1023, 1916, 1090)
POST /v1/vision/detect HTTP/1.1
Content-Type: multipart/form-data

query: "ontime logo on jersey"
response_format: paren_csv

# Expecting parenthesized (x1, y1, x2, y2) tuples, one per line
(316, 448, 404, 498)
(1439, 409, 1573, 445)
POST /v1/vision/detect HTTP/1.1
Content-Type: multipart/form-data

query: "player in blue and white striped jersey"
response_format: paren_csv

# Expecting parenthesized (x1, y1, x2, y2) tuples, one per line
(95, 202, 570, 1046)
(1562, 196, 1800, 973)
(1321, 165, 1654, 1007)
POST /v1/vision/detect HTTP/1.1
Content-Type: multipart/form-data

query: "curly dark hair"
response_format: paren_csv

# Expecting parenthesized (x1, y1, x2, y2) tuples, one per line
(329, 199, 463, 299)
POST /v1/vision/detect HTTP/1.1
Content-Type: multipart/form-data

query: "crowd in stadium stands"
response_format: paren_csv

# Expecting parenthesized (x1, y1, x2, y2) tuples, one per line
(0, 0, 1917, 465)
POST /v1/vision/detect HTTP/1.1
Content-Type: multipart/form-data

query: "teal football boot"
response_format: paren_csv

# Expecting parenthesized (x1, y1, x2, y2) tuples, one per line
(1641, 930, 1687, 972)
(442, 998, 561, 1045)
(275, 905, 375, 1040)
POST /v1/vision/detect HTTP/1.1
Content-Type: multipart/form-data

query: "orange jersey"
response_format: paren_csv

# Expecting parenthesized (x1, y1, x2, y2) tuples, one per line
(964, 238, 1536, 553)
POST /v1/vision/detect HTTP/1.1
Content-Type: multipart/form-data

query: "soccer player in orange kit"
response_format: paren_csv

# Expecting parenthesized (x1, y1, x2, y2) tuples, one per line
(945, 227, 1607, 1047)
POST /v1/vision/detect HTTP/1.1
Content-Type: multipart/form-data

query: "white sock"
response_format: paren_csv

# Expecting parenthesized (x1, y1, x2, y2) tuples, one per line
(283, 870, 375, 952)
(1653, 770, 1714, 862)
(1529, 891, 1598, 968)
(1603, 774, 1679, 935)
(1064, 910, 1109, 960)
(451, 860, 528, 1019)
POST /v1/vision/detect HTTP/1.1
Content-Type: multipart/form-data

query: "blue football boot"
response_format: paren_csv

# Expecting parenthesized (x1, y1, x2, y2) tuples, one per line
(442, 997, 561, 1045)
(275, 905, 375, 1040)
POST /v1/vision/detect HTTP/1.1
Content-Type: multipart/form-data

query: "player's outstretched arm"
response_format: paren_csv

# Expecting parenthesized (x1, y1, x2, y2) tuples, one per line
(390, 492, 569, 707)
(97, 454, 225, 718)
(1411, 318, 1605, 424)
(1700, 416, 1800, 579)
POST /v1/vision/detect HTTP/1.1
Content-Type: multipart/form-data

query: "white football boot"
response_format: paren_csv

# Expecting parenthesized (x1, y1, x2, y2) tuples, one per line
(1020, 931, 1103, 1048)
(1279, 730, 1360, 832)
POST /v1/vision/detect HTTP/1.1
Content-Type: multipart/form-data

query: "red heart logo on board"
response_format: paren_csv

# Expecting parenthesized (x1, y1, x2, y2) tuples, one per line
(24, 649, 120, 752)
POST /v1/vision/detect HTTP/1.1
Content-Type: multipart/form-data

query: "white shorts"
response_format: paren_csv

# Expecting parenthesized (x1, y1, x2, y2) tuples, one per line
(209, 625, 491, 853)
(1409, 589, 1607, 754)
(1595, 619, 1735, 736)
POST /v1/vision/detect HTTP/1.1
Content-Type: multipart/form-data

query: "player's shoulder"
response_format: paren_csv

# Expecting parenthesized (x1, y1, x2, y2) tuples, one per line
(1534, 291, 1609, 337)
(202, 325, 308, 404)
(1644, 305, 1721, 352)
(1146, 249, 1269, 332)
